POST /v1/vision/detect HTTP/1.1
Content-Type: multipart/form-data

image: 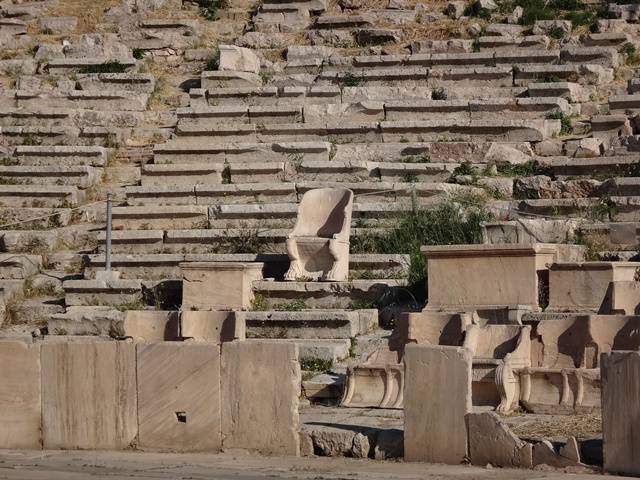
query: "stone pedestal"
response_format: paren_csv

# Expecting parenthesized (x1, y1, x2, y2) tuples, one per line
(548, 262, 640, 313)
(180, 262, 263, 310)
(422, 243, 579, 312)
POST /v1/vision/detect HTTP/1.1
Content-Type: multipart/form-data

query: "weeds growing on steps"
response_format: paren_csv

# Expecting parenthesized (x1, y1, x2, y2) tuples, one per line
(351, 194, 493, 302)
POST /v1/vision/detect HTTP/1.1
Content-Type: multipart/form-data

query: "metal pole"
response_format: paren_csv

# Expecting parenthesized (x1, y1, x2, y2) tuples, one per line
(106, 193, 112, 272)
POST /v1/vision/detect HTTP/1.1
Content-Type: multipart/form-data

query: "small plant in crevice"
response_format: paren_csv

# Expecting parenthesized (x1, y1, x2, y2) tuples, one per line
(206, 48, 220, 70)
(250, 293, 269, 311)
(198, 0, 230, 21)
(300, 357, 333, 373)
(78, 61, 129, 74)
(547, 110, 573, 136)
(275, 298, 307, 311)
(622, 42, 640, 66)
(431, 87, 447, 100)
(221, 160, 232, 184)
(339, 72, 363, 87)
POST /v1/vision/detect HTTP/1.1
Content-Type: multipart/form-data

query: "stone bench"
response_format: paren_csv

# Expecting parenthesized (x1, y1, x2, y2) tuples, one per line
(477, 35, 549, 50)
(12, 145, 107, 167)
(243, 309, 376, 339)
(513, 65, 580, 86)
(0, 165, 102, 188)
(125, 183, 297, 206)
(176, 106, 303, 125)
(0, 126, 77, 146)
(0, 185, 81, 208)
(527, 83, 585, 102)
(609, 94, 640, 111)
(75, 73, 156, 94)
(252, 279, 403, 309)
(15, 90, 149, 112)
(63, 278, 142, 307)
(539, 155, 640, 177)
(515, 198, 601, 217)
(45, 58, 136, 75)
(197, 86, 342, 106)
(153, 140, 330, 164)
(112, 205, 209, 229)
(560, 46, 620, 67)
(0, 108, 70, 127)
(140, 164, 222, 187)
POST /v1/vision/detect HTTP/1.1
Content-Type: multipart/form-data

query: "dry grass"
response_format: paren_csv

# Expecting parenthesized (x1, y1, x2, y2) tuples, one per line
(509, 412, 602, 440)
(44, 0, 122, 34)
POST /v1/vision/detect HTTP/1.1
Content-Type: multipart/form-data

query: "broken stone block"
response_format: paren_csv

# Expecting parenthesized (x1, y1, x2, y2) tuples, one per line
(0, 340, 41, 448)
(218, 45, 261, 74)
(180, 262, 264, 311)
(533, 440, 578, 467)
(404, 345, 472, 463)
(181, 310, 245, 343)
(483, 143, 531, 165)
(136, 342, 221, 452)
(41, 341, 137, 449)
(533, 20, 571, 36)
(467, 412, 533, 468)
(602, 351, 640, 475)
(221, 340, 300, 455)
(560, 436, 581, 463)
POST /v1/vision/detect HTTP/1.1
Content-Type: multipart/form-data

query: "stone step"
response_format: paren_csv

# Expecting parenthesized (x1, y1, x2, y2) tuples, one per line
(252, 279, 402, 309)
(45, 57, 136, 75)
(477, 35, 549, 50)
(175, 119, 558, 143)
(153, 140, 330, 164)
(0, 165, 102, 188)
(0, 253, 42, 279)
(112, 205, 209, 229)
(124, 183, 297, 206)
(250, 338, 350, 363)
(0, 185, 81, 208)
(540, 155, 640, 177)
(15, 90, 149, 112)
(12, 145, 107, 167)
(0, 108, 71, 127)
(176, 106, 303, 125)
(243, 309, 377, 339)
(75, 73, 156, 94)
(140, 162, 285, 186)
(85, 253, 408, 279)
(48, 306, 124, 336)
(62, 278, 143, 307)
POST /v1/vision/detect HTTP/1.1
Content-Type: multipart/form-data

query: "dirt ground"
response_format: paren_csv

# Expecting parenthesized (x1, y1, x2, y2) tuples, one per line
(0, 449, 625, 480)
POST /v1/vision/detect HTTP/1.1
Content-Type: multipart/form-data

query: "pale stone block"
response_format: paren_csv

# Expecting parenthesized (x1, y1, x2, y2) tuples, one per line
(136, 342, 221, 452)
(0, 340, 41, 448)
(41, 341, 137, 449)
(181, 310, 245, 343)
(218, 45, 260, 74)
(404, 344, 472, 464)
(284, 188, 354, 282)
(181, 262, 263, 310)
(611, 281, 640, 315)
(221, 340, 300, 455)
(422, 243, 566, 311)
(548, 262, 640, 313)
(602, 350, 640, 475)
(467, 412, 532, 468)
(123, 310, 179, 341)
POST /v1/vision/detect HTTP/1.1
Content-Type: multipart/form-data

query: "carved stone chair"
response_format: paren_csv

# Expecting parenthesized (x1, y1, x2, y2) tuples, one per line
(284, 187, 354, 282)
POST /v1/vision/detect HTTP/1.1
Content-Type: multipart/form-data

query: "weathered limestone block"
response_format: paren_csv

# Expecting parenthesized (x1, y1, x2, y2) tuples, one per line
(181, 310, 245, 343)
(39, 16, 77, 33)
(467, 412, 533, 468)
(533, 439, 579, 467)
(284, 188, 353, 282)
(0, 340, 41, 448)
(181, 262, 263, 310)
(123, 310, 179, 341)
(611, 281, 640, 314)
(218, 45, 260, 74)
(422, 243, 575, 312)
(41, 341, 137, 449)
(548, 262, 640, 313)
(602, 350, 640, 475)
(136, 342, 221, 451)
(404, 345, 472, 463)
(221, 341, 300, 455)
